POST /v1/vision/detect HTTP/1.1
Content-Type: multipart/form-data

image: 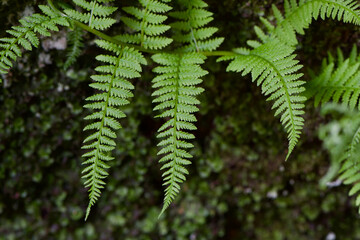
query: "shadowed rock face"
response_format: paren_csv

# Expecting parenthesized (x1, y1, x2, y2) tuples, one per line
(1, 1, 360, 239)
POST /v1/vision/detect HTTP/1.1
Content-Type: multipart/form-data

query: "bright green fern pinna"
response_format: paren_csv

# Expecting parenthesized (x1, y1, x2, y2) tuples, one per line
(152, 52, 208, 215)
(82, 40, 146, 220)
(1, 0, 360, 221)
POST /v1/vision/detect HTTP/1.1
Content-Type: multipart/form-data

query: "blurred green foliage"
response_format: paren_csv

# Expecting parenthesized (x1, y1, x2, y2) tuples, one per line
(1, 1, 360, 239)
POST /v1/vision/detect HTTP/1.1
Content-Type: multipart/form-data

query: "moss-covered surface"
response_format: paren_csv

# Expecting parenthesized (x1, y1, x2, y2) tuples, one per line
(1, 1, 360, 239)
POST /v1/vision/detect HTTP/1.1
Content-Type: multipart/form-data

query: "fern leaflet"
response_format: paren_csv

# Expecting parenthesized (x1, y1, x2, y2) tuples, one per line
(116, 0, 173, 50)
(64, 0, 117, 30)
(82, 40, 146, 220)
(0, 5, 69, 81)
(169, 0, 224, 52)
(64, 25, 84, 69)
(152, 53, 208, 216)
(305, 45, 360, 110)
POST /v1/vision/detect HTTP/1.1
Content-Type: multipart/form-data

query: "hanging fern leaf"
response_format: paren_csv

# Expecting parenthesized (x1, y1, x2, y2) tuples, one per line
(116, 0, 173, 50)
(64, 25, 84, 70)
(64, 0, 117, 30)
(82, 39, 146, 220)
(0, 5, 69, 81)
(255, 0, 360, 46)
(169, 0, 224, 52)
(305, 45, 360, 110)
(152, 52, 208, 216)
(319, 107, 360, 213)
(149, 0, 223, 215)
(218, 39, 306, 159)
(339, 127, 360, 214)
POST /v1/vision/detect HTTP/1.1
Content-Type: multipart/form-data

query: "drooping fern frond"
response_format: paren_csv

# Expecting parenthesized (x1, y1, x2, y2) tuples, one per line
(116, 0, 173, 50)
(82, 39, 146, 220)
(218, 39, 306, 159)
(0, 5, 69, 81)
(152, 52, 208, 216)
(64, 0, 117, 30)
(305, 45, 360, 110)
(150, 0, 223, 215)
(319, 106, 360, 213)
(339, 126, 360, 214)
(64, 25, 84, 69)
(254, 0, 360, 46)
(169, 0, 224, 52)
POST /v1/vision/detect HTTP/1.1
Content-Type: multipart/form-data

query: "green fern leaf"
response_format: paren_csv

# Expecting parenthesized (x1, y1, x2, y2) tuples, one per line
(319, 107, 360, 213)
(218, 39, 306, 159)
(151, 0, 222, 216)
(64, 25, 84, 69)
(82, 40, 146, 220)
(152, 52, 208, 216)
(305, 45, 360, 110)
(169, 0, 224, 52)
(65, 0, 117, 30)
(0, 5, 69, 81)
(118, 0, 173, 50)
(255, 0, 360, 46)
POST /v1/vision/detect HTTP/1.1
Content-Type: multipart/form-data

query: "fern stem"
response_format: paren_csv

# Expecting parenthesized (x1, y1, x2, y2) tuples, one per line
(190, 27, 200, 52)
(89, 1, 96, 27)
(201, 51, 236, 57)
(88, 0, 97, 28)
(187, 5, 200, 52)
(47, 0, 67, 17)
(72, 20, 236, 57)
(139, 2, 151, 48)
(161, 55, 181, 216)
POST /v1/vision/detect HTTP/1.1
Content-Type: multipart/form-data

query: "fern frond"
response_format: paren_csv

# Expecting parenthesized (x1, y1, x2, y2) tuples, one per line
(64, 25, 84, 69)
(0, 5, 69, 81)
(319, 107, 360, 213)
(340, 137, 360, 214)
(152, 52, 208, 216)
(218, 39, 306, 159)
(305, 45, 360, 110)
(148, 0, 223, 216)
(169, 0, 224, 52)
(82, 39, 146, 220)
(65, 0, 117, 30)
(255, 0, 360, 46)
(117, 0, 173, 50)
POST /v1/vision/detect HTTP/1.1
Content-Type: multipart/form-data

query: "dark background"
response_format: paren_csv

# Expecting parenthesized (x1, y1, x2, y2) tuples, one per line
(1, 0, 360, 239)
